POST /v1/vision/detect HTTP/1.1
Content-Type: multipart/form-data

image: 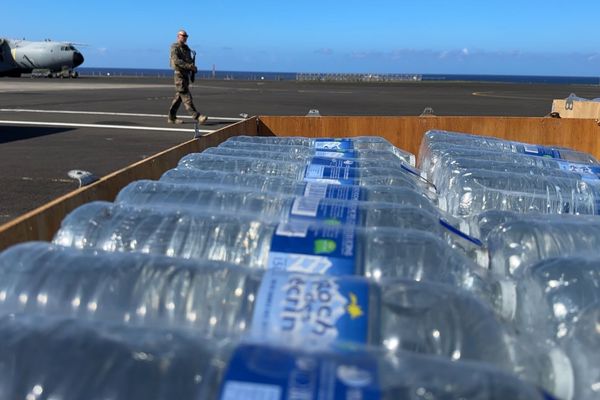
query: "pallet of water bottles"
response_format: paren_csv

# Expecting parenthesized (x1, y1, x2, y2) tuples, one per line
(0, 132, 599, 399)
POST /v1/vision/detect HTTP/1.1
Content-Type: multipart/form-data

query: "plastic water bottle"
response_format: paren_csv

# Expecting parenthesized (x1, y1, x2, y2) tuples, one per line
(419, 129, 598, 166)
(562, 302, 600, 400)
(464, 210, 600, 243)
(418, 143, 594, 182)
(432, 156, 585, 192)
(52, 202, 485, 289)
(0, 314, 225, 400)
(0, 245, 572, 398)
(0, 242, 261, 333)
(0, 314, 555, 400)
(497, 255, 600, 344)
(441, 169, 600, 217)
(202, 145, 415, 172)
(177, 153, 432, 193)
(160, 168, 438, 205)
(217, 140, 411, 165)
(115, 180, 445, 234)
(222, 135, 416, 165)
(484, 216, 600, 276)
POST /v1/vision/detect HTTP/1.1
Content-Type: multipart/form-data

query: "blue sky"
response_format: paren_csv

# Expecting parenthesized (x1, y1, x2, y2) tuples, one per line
(4, 0, 599, 76)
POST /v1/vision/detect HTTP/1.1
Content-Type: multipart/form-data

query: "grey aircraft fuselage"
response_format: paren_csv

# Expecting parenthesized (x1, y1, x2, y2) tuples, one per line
(0, 38, 84, 77)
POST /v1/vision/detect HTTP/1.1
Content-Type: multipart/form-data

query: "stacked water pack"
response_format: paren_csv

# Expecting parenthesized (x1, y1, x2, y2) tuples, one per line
(0, 134, 574, 399)
(221, 135, 416, 166)
(0, 313, 555, 400)
(418, 129, 600, 399)
(419, 130, 600, 217)
(0, 242, 570, 399)
(115, 180, 471, 248)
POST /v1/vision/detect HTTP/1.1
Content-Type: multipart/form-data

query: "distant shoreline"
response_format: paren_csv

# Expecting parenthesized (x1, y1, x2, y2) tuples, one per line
(76, 67, 600, 86)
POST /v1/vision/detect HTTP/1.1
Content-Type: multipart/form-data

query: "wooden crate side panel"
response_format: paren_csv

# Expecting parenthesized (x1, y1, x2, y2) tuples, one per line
(0, 118, 258, 250)
(258, 116, 600, 160)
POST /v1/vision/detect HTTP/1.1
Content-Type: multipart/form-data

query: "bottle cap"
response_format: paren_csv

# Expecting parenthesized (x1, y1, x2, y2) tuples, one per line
(548, 347, 574, 400)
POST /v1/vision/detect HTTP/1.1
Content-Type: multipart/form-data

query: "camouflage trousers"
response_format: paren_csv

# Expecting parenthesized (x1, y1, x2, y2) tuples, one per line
(168, 70, 199, 118)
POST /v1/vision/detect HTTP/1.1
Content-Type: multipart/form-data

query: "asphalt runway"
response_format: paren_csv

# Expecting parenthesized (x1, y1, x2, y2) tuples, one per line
(0, 76, 599, 224)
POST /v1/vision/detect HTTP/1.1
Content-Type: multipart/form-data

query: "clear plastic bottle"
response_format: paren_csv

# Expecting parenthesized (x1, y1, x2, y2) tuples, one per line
(223, 135, 415, 165)
(419, 129, 598, 167)
(464, 210, 600, 243)
(115, 180, 444, 234)
(433, 156, 584, 192)
(0, 245, 571, 398)
(0, 314, 555, 400)
(53, 201, 483, 288)
(562, 302, 600, 400)
(0, 314, 224, 400)
(217, 140, 410, 165)
(441, 169, 600, 217)
(485, 217, 600, 276)
(497, 256, 600, 343)
(204, 145, 411, 171)
(160, 168, 437, 205)
(177, 153, 432, 192)
(419, 143, 585, 182)
(0, 242, 261, 334)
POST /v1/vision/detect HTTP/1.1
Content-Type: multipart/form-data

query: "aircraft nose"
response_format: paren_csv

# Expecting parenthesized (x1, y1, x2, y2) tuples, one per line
(73, 51, 84, 67)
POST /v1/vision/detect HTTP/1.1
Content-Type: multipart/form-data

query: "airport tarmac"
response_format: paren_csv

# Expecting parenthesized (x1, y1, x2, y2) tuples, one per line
(0, 76, 599, 225)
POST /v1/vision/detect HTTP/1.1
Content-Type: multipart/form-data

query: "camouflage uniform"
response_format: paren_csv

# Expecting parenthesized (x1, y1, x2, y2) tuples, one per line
(168, 42, 200, 120)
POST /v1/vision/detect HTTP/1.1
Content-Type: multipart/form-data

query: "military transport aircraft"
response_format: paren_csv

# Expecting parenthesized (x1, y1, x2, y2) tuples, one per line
(0, 38, 84, 77)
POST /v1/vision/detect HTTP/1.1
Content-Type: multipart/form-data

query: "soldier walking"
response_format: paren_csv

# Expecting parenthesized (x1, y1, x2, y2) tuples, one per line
(168, 30, 207, 124)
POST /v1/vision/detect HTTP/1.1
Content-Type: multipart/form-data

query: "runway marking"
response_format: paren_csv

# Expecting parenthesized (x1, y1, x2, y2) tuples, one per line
(21, 176, 72, 183)
(297, 90, 353, 94)
(0, 120, 215, 134)
(472, 91, 548, 101)
(0, 108, 245, 121)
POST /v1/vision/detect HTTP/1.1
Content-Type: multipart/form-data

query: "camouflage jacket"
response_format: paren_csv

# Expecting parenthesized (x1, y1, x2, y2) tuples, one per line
(170, 42, 195, 72)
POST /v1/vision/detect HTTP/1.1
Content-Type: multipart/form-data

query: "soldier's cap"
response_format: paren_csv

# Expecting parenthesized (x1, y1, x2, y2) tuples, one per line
(178, 31, 189, 37)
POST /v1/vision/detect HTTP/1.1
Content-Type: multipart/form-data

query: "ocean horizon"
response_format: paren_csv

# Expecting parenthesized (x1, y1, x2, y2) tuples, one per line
(77, 67, 600, 85)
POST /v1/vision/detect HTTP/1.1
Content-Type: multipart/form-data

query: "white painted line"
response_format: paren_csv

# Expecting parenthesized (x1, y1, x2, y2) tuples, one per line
(0, 108, 245, 121)
(0, 120, 215, 134)
(471, 92, 547, 101)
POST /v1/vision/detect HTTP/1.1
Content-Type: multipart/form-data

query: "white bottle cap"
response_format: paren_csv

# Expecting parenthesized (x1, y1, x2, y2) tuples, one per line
(548, 347, 574, 400)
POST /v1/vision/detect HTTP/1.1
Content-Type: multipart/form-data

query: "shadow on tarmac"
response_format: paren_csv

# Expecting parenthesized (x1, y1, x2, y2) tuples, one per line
(0, 125, 75, 144)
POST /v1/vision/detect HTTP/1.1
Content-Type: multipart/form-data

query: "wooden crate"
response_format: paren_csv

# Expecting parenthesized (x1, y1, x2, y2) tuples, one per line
(1, 115, 599, 250)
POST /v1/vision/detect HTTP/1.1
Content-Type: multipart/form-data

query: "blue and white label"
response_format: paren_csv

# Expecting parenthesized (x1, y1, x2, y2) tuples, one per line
(303, 161, 359, 186)
(289, 198, 361, 226)
(250, 271, 371, 346)
(303, 182, 367, 201)
(556, 160, 600, 181)
(315, 149, 358, 159)
(515, 144, 562, 159)
(268, 221, 357, 275)
(220, 344, 380, 400)
(314, 138, 354, 151)
(309, 156, 360, 169)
